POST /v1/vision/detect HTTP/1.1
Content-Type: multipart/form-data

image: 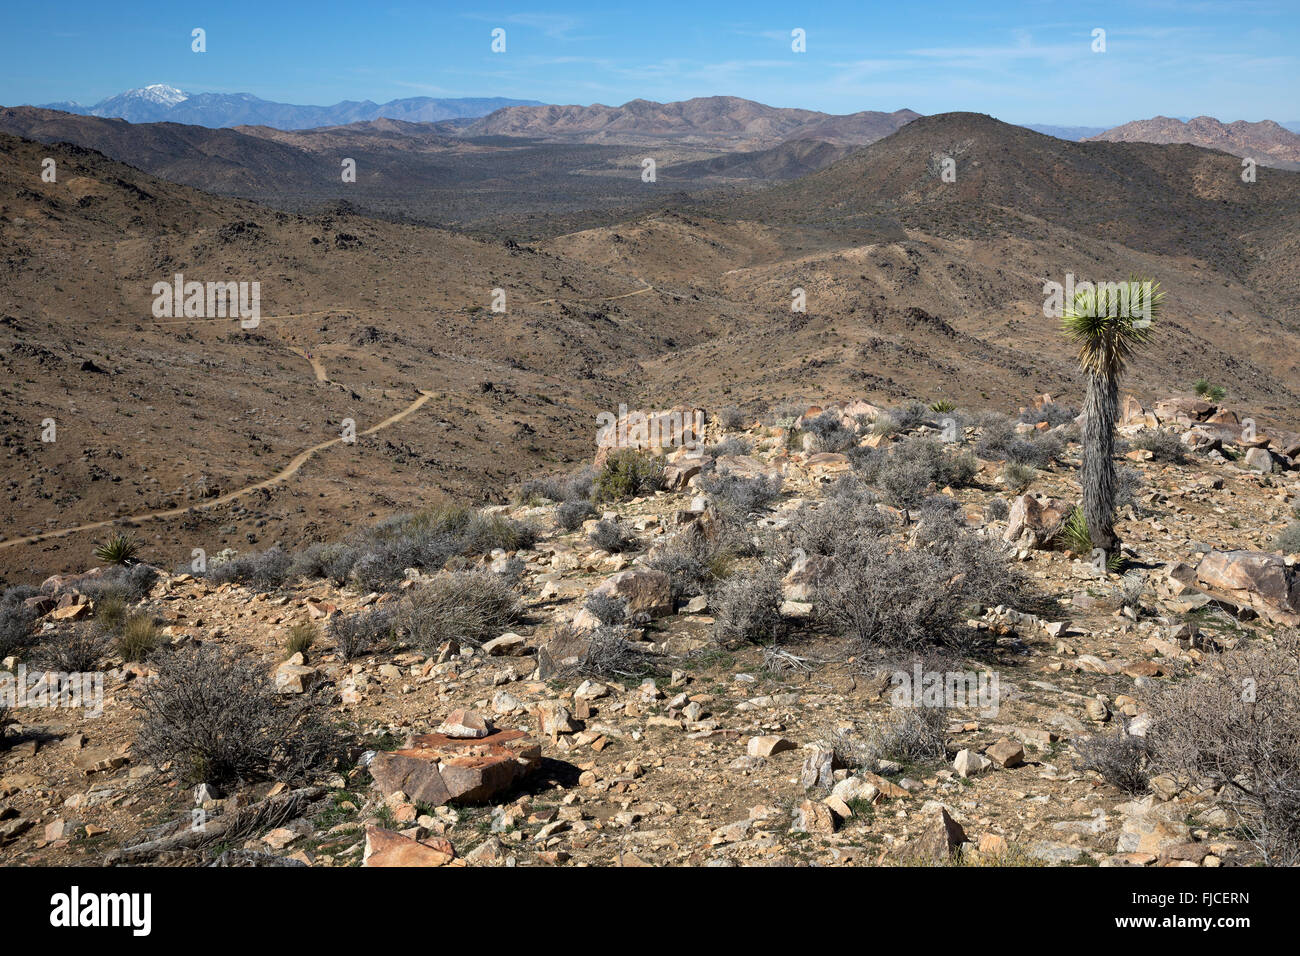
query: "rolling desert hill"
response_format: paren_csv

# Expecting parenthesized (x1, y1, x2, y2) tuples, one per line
(0, 132, 734, 579)
(0, 107, 751, 232)
(552, 113, 1300, 424)
(666, 138, 855, 181)
(1086, 115, 1300, 170)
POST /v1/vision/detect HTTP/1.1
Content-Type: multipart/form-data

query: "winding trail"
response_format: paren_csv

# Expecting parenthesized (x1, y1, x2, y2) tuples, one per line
(0, 390, 434, 550)
(3, 275, 658, 550)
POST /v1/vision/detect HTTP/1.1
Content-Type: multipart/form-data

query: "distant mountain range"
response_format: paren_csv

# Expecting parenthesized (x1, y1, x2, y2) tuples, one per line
(34, 84, 543, 129)
(455, 97, 922, 148)
(1085, 115, 1300, 169)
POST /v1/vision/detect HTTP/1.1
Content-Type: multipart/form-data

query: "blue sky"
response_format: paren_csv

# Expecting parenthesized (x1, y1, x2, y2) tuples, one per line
(1, 1, 1297, 124)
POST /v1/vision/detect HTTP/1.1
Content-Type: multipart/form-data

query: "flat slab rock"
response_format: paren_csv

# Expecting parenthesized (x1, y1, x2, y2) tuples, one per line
(363, 826, 456, 867)
(368, 729, 541, 806)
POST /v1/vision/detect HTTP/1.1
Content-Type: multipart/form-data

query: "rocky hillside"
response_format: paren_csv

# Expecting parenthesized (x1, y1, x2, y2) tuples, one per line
(1087, 116, 1300, 170)
(2, 392, 1298, 867)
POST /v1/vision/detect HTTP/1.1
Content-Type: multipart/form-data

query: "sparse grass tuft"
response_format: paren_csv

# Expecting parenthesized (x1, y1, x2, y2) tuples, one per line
(284, 622, 316, 658)
(117, 614, 162, 662)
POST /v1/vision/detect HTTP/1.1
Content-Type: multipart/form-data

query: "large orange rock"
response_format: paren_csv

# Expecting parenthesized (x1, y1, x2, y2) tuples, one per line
(363, 826, 455, 867)
(1153, 397, 1215, 426)
(368, 728, 541, 806)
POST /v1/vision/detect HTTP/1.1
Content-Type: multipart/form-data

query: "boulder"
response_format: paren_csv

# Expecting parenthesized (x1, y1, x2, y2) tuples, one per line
(1180, 426, 1221, 453)
(747, 735, 797, 758)
(842, 400, 884, 420)
(1117, 798, 1191, 855)
(803, 452, 852, 482)
(662, 456, 705, 491)
(905, 808, 968, 861)
(363, 826, 455, 867)
(273, 662, 316, 695)
(1004, 494, 1072, 550)
(953, 749, 992, 778)
(1195, 550, 1300, 626)
(710, 455, 784, 483)
(782, 551, 833, 602)
(986, 738, 1025, 768)
(480, 632, 529, 656)
(1153, 397, 1215, 426)
(536, 625, 595, 678)
(1120, 395, 1158, 428)
(794, 798, 838, 835)
(590, 567, 673, 619)
(1242, 446, 1276, 473)
(368, 728, 541, 806)
(593, 406, 706, 467)
(435, 708, 492, 740)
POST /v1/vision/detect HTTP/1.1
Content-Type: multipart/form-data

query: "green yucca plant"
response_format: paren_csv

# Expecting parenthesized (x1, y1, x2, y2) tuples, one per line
(1061, 277, 1163, 559)
(930, 399, 957, 414)
(1058, 507, 1125, 572)
(94, 532, 139, 565)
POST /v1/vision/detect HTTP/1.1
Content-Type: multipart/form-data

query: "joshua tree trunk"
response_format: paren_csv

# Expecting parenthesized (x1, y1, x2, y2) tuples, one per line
(1081, 371, 1119, 556)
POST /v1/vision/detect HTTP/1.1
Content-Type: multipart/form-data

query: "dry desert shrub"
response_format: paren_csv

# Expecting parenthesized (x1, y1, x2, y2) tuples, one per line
(398, 570, 522, 649)
(593, 450, 665, 502)
(134, 644, 340, 787)
(711, 563, 785, 645)
(588, 519, 639, 554)
(1074, 728, 1154, 795)
(1149, 629, 1300, 865)
(555, 498, 595, 532)
(328, 605, 397, 660)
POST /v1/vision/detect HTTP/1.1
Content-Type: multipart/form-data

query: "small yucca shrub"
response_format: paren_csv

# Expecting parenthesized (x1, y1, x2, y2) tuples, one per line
(94, 533, 139, 565)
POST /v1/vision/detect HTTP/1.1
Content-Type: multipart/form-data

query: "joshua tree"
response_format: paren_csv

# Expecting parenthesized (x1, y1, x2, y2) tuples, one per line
(1061, 278, 1163, 559)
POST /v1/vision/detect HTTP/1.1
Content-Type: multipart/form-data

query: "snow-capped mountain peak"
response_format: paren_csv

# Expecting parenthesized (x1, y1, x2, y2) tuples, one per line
(130, 84, 189, 106)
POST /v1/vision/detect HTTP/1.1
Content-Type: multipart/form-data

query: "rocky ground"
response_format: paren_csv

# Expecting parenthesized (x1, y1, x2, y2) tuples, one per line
(1, 391, 1297, 868)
